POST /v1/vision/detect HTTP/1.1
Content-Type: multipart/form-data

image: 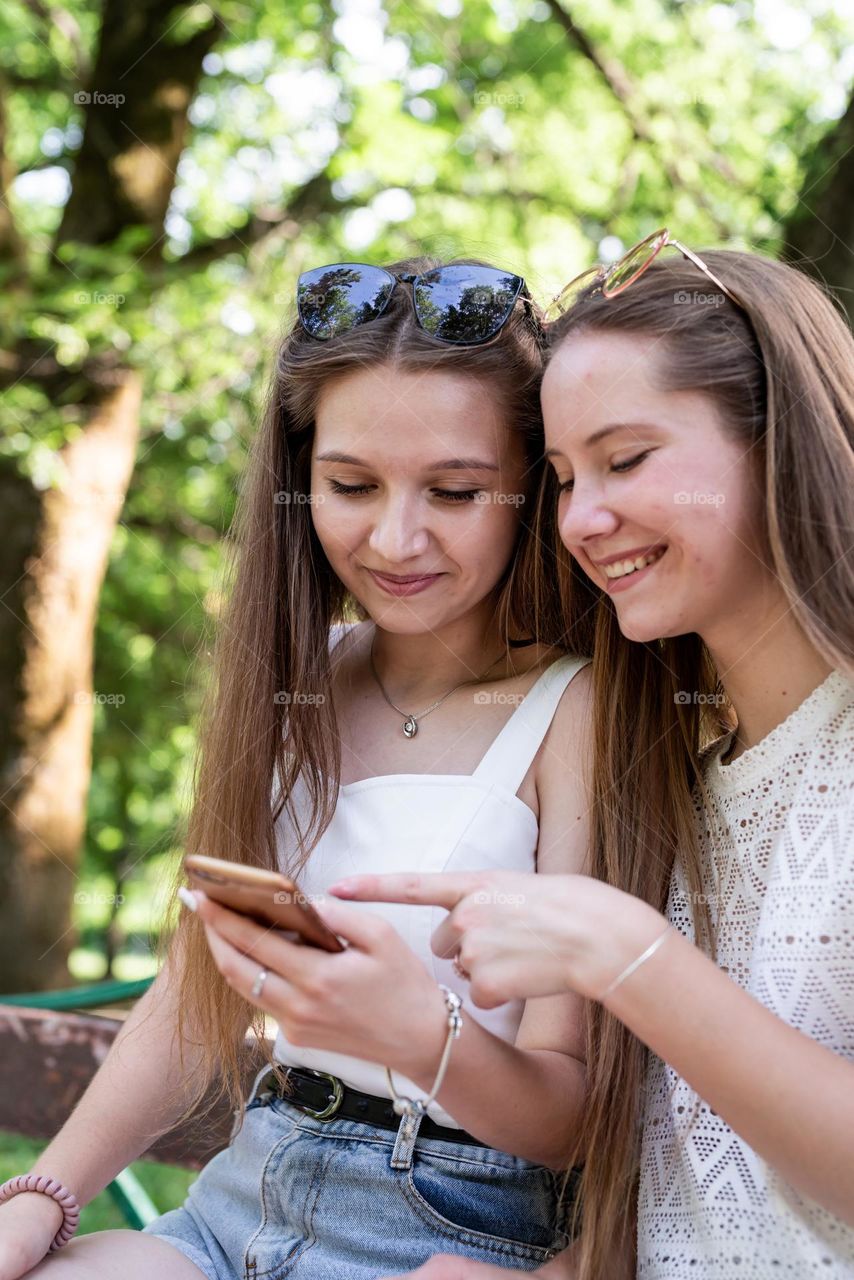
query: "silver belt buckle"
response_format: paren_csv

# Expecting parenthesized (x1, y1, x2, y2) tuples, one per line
(290, 1067, 344, 1121)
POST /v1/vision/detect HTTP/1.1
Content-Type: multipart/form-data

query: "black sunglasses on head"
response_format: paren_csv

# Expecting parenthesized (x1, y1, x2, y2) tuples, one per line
(296, 262, 528, 346)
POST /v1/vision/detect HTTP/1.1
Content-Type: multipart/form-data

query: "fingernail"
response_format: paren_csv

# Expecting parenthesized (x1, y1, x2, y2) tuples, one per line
(178, 886, 202, 912)
(329, 879, 356, 897)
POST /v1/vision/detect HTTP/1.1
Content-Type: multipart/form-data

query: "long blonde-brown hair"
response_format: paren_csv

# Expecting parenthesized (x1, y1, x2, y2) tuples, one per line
(148, 256, 568, 1136)
(538, 250, 854, 1276)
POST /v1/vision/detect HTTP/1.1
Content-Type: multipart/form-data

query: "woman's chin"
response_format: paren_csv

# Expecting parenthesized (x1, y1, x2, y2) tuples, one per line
(612, 603, 678, 645)
(367, 599, 447, 633)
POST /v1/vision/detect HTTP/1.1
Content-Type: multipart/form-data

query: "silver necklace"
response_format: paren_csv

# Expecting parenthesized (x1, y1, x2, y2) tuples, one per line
(369, 636, 505, 739)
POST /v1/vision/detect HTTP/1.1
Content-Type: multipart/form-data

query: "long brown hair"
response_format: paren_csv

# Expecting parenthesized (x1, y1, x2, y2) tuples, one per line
(145, 256, 568, 1137)
(539, 250, 854, 1275)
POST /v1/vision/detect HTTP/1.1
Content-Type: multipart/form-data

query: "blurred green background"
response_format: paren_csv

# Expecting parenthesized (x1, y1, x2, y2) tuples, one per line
(1, 0, 853, 993)
(1, 0, 853, 1223)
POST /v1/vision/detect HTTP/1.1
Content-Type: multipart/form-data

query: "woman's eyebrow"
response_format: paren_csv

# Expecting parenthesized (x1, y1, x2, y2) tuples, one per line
(315, 451, 499, 471)
(315, 451, 369, 464)
(544, 423, 661, 457)
(429, 457, 500, 471)
(585, 422, 663, 446)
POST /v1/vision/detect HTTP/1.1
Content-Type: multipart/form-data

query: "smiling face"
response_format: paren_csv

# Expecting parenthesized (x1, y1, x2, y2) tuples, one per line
(310, 363, 530, 634)
(541, 330, 773, 645)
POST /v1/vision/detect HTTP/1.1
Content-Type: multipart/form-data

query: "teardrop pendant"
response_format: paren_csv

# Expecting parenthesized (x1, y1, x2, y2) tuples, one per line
(402, 715, 418, 738)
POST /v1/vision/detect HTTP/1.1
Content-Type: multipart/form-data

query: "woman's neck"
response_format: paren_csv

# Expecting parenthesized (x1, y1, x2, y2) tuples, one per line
(369, 607, 507, 703)
(706, 596, 833, 761)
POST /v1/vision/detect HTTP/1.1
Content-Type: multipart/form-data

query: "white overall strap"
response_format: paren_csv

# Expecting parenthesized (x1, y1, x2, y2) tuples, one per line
(472, 655, 590, 796)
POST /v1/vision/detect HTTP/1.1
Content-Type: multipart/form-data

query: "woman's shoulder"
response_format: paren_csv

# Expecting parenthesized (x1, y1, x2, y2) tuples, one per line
(522, 644, 593, 702)
(531, 654, 594, 873)
(506, 639, 589, 679)
(529, 653, 594, 772)
(500, 642, 592, 738)
(537, 654, 593, 744)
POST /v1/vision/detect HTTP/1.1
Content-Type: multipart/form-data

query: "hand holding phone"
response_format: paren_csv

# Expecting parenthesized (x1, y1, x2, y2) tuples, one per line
(183, 853, 344, 952)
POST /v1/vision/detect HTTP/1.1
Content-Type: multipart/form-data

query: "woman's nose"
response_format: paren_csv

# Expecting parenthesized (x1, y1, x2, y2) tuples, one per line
(557, 482, 620, 550)
(367, 497, 430, 561)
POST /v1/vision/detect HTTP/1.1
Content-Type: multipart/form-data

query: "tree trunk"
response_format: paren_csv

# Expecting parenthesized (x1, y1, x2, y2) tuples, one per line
(0, 375, 142, 992)
(0, 0, 220, 993)
(57, 0, 223, 247)
(782, 91, 854, 327)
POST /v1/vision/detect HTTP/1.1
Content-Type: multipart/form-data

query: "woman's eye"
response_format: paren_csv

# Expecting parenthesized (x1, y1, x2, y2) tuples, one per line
(328, 479, 374, 495)
(432, 488, 483, 503)
(611, 450, 651, 474)
(557, 478, 574, 494)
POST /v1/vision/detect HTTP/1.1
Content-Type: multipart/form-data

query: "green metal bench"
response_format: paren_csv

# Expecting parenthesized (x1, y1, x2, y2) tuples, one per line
(0, 978, 269, 1229)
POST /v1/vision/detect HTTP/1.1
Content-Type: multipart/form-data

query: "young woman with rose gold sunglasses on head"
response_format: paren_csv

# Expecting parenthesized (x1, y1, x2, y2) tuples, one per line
(341, 238, 854, 1280)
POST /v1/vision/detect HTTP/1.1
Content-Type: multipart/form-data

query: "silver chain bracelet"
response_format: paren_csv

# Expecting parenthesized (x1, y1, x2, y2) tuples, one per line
(385, 985, 463, 1120)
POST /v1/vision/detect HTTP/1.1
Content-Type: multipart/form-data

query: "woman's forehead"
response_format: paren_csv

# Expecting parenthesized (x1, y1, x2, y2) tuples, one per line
(313, 368, 521, 462)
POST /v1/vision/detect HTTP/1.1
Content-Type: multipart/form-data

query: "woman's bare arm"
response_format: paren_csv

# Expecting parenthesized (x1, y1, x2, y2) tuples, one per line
(25, 936, 244, 1210)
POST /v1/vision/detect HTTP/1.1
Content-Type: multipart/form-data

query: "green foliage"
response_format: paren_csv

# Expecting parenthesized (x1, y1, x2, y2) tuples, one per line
(1, 0, 852, 974)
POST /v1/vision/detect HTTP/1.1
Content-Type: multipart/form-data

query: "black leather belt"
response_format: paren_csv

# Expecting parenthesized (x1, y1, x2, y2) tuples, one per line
(255, 1066, 487, 1147)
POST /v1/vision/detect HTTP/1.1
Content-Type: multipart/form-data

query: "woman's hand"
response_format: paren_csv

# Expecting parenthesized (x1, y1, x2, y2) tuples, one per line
(330, 869, 665, 1007)
(0, 1191, 66, 1280)
(381, 1259, 532, 1279)
(380, 1252, 577, 1278)
(190, 892, 449, 1077)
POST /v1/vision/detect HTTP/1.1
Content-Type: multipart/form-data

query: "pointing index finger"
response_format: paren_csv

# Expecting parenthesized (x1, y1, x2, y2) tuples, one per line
(328, 872, 480, 911)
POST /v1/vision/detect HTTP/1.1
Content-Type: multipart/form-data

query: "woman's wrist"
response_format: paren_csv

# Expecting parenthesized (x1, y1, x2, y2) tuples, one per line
(568, 881, 669, 1001)
(0, 1175, 81, 1250)
(387, 985, 463, 1117)
(395, 982, 456, 1083)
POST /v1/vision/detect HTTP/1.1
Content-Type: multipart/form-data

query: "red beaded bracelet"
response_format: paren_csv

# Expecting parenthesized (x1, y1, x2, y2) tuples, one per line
(0, 1174, 81, 1250)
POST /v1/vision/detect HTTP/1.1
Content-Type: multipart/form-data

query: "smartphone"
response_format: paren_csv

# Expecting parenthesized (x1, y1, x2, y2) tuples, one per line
(183, 853, 345, 952)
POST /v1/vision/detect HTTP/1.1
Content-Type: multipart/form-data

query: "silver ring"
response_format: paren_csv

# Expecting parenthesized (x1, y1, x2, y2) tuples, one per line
(451, 953, 470, 983)
(250, 967, 268, 999)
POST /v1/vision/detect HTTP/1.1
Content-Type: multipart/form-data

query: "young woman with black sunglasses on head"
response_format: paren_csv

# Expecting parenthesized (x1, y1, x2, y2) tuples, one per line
(0, 260, 595, 1280)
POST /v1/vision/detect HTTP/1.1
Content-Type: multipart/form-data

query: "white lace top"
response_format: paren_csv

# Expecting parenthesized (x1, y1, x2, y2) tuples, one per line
(638, 669, 854, 1279)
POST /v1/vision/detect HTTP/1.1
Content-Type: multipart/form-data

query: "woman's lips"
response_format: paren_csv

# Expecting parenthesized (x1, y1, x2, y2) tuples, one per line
(601, 546, 667, 595)
(367, 569, 444, 597)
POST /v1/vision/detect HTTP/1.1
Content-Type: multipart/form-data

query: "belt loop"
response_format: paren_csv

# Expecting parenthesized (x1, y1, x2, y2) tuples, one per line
(390, 1101, 426, 1170)
(250, 1066, 279, 1107)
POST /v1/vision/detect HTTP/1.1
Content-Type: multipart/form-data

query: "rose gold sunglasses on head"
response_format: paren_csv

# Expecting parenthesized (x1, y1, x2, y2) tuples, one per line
(544, 227, 745, 321)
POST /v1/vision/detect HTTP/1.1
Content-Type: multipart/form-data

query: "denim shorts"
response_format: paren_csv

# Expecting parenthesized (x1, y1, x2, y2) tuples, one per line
(141, 1065, 574, 1279)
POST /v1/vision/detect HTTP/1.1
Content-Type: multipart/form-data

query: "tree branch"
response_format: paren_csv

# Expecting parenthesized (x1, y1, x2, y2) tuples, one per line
(0, 344, 128, 394)
(55, 0, 223, 251)
(158, 172, 341, 277)
(122, 513, 222, 544)
(543, 0, 735, 237)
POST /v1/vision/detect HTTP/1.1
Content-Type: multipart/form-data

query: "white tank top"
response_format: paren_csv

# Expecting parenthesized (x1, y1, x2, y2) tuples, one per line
(272, 636, 589, 1127)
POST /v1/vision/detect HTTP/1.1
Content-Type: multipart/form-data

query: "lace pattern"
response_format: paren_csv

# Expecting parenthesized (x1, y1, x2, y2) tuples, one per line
(637, 671, 854, 1278)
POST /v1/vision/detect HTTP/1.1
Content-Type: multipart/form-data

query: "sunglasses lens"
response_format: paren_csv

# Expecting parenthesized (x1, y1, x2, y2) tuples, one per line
(544, 267, 603, 322)
(413, 265, 523, 344)
(297, 264, 395, 339)
(603, 230, 667, 296)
